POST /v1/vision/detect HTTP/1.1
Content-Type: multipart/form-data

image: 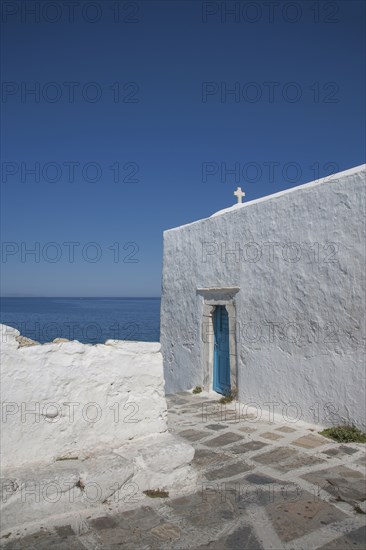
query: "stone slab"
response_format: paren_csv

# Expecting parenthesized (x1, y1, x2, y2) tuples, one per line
(113, 506, 161, 531)
(302, 465, 366, 504)
(245, 472, 282, 485)
(1, 530, 86, 550)
(192, 449, 231, 468)
(251, 446, 298, 465)
(318, 526, 366, 549)
(238, 427, 257, 434)
(292, 434, 328, 449)
(168, 491, 237, 528)
(150, 522, 181, 541)
(55, 525, 74, 538)
(204, 461, 253, 481)
(196, 525, 264, 549)
(339, 445, 359, 455)
(260, 432, 284, 441)
(275, 453, 326, 472)
(90, 516, 117, 530)
(178, 429, 208, 442)
(203, 432, 243, 447)
(323, 445, 359, 458)
(275, 426, 297, 433)
(265, 491, 347, 542)
(231, 441, 268, 454)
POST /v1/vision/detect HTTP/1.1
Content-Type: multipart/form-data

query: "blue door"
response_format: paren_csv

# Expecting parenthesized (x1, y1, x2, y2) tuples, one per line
(213, 306, 231, 395)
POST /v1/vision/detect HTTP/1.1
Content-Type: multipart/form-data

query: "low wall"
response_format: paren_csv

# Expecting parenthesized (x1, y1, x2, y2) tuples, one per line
(0, 324, 167, 469)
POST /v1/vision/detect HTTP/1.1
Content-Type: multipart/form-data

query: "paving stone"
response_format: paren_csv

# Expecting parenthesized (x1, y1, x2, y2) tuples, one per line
(260, 431, 284, 441)
(318, 526, 366, 549)
(169, 492, 207, 512)
(275, 453, 326, 472)
(196, 524, 264, 549)
(231, 440, 268, 454)
(55, 525, 74, 538)
(204, 461, 253, 481)
(93, 527, 135, 547)
(237, 485, 285, 508)
(192, 448, 231, 468)
(90, 516, 117, 530)
(323, 447, 341, 457)
(239, 476, 301, 504)
(339, 445, 359, 455)
(95, 513, 167, 549)
(168, 491, 237, 528)
(265, 490, 347, 542)
(302, 465, 366, 503)
(323, 445, 359, 458)
(203, 432, 243, 447)
(292, 433, 328, 449)
(1, 531, 85, 550)
(251, 446, 298, 465)
(223, 525, 264, 549)
(178, 429, 208, 442)
(150, 522, 181, 541)
(205, 424, 228, 431)
(113, 506, 161, 531)
(238, 426, 256, 433)
(245, 472, 282, 485)
(275, 426, 297, 433)
(95, 525, 167, 549)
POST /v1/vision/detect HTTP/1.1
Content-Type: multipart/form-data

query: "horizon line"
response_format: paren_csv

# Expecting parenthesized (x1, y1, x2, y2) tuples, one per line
(0, 296, 162, 299)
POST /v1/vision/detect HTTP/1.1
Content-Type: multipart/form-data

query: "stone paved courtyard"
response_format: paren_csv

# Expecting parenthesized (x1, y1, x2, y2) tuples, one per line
(1, 392, 366, 549)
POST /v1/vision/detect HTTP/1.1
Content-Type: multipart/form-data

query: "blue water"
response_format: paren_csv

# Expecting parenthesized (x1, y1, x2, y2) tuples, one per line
(0, 298, 161, 344)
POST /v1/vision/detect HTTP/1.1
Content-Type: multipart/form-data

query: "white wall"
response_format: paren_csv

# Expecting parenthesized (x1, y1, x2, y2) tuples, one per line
(161, 165, 366, 430)
(0, 325, 167, 469)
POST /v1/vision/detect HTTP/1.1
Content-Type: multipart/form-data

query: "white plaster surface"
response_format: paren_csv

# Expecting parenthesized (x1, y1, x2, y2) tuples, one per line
(161, 165, 366, 430)
(0, 325, 197, 530)
(1, 433, 196, 532)
(1, 325, 170, 467)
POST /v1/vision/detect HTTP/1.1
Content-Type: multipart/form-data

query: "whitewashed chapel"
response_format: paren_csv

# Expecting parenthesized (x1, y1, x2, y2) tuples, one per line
(161, 165, 366, 429)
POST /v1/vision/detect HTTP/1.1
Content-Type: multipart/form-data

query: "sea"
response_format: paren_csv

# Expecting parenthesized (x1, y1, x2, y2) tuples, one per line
(0, 297, 161, 344)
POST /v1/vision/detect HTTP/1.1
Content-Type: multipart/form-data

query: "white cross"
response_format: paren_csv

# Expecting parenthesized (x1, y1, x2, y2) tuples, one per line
(234, 187, 245, 204)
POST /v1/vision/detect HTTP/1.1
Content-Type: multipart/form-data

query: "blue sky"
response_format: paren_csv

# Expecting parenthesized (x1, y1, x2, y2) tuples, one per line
(1, 0, 365, 297)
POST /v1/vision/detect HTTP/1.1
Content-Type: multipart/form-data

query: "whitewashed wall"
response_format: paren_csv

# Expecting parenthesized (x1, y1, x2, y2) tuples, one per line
(161, 165, 366, 430)
(0, 325, 167, 469)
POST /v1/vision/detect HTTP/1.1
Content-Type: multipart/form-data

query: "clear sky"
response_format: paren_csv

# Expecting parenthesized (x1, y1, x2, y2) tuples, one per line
(1, 0, 365, 297)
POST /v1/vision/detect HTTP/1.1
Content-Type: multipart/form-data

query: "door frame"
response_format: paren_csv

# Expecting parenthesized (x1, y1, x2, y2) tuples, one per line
(197, 287, 239, 394)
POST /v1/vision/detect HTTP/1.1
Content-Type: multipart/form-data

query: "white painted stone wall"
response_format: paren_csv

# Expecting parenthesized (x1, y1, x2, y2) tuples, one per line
(0, 325, 167, 469)
(0, 325, 198, 530)
(161, 165, 366, 430)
